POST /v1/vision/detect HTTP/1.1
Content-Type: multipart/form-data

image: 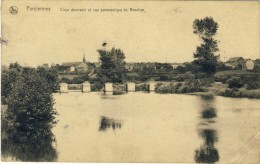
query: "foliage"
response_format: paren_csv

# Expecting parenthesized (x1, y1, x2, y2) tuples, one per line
(155, 81, 206, 94)
(97, 47, 126, 83)
(214, 74, 231, 83)
(173, 72, 195, 82)
(90, 82, 103, 91)
(198, 78, 215, 87)
(158, 75, 171, 81)
(193, 17, 219, 75)
(135, 83, 148, 91)
(37, 66, 60, 92)
(216, 61, 232, 71)
(2, 64, 60, 105)
(2, 67, 58, 161)
(1, 63, 23, 104)
(51, 64, 70, 73)
(175, 62, 201, 74)
(227, 77, 244, 88)
(154, 63, 173, 72)
(245, 81, 259, 90)
(219, 88, 260, 99)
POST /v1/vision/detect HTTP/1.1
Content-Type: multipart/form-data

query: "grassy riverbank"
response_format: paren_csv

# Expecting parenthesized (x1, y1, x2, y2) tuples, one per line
(155, 82, 260, 99)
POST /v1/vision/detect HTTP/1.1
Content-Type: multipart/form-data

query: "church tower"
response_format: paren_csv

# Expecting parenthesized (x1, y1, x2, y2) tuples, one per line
(83, 53, 86, 63)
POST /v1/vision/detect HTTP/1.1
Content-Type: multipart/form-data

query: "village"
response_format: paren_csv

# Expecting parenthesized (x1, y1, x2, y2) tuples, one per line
(39, 54, 259, 81)
(42, 54, 260, 86)
(31, 53, 259, 98)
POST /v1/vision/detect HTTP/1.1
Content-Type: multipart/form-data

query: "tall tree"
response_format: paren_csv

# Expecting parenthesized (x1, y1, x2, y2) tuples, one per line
(3, 67, 58, 161)
(193, 17, 219, 75)
(97, 47, 126, 83)
(37, 66, 60, 92)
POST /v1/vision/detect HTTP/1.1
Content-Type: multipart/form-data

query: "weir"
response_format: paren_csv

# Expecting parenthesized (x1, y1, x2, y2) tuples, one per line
(104, 83, 113, 92)
(82, 81, 91, 92)
(59, 81, 158, 93)
(126, 82, 135, 92)
(60, 83, 68, 93)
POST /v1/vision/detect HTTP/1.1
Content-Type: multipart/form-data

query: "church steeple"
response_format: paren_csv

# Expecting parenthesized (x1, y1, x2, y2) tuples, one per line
(83, 52, 86, 63)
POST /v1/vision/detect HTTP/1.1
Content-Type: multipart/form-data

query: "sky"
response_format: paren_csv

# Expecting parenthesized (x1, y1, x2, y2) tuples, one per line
(2, 0, 260, 67)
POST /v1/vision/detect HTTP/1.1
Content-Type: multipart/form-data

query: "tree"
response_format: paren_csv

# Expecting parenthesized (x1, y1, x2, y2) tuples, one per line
(37, 66, 60, 92)
(193, 17, 219, 75)
(97, 47, 126, 83)
(3, 67, 58, 161)
(227, 77, 244, 88)
(1, 63, 23, 104)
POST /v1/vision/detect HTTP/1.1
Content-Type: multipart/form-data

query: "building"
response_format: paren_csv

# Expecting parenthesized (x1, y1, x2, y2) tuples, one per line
(169, 63, 184, 69)
(75, 63, 88, 73)
(62, 54, 92, 73)
(244, 60, 254, 70)
(42, 63, 49, 68)
(225, 57, 245, 69)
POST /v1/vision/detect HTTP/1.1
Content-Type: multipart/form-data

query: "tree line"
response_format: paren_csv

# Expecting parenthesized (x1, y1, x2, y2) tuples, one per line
(1, 63, 59, 161)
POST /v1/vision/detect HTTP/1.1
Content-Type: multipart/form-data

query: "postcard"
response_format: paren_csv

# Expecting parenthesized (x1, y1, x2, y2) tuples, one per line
(1, 0, 260, 163)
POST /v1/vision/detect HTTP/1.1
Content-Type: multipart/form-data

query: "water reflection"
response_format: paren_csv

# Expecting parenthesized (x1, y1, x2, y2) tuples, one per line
(99, 116, 122, 131)
(195, 129, 219, 163)
(1, 119, 57, 161)
(202, 107, 217, 119)
(195, 95, 220, 163)
(1, 133, 57, 161)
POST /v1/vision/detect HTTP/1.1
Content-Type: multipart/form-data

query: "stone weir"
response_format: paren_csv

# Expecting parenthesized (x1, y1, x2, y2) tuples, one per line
(58, 81, 158, 93)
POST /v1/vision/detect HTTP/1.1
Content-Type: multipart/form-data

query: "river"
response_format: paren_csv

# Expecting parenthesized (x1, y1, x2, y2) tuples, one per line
(51, 92, 260, 163)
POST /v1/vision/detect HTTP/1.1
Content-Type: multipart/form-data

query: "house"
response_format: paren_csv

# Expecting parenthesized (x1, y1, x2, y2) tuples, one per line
(125, 63, 135, 71)
(225, 57, 245, 69)
(62, 62, 82, 67)
(42, 63, 49, 68)
(62, 54, 93, 73)
(69, 66, 75, 72)
(244, 60, 254, 70)
(169, 63, 184, 69)
(93, 62, 101, 68)
(75, 63, 88, 73)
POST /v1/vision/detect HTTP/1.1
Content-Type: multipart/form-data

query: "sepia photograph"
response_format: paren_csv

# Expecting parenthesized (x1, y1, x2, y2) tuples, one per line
(1, 0, 260, 163)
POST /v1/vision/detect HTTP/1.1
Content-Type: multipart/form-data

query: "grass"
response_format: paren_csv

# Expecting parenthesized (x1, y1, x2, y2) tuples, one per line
(216, 70, 260, 75)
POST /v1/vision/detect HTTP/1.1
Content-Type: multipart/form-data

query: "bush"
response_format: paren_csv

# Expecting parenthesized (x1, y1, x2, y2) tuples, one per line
(227, 77, 244, 88)
(2, 68, 58, 161)
(195, 73, 209, 79)
(91, 82, 103, 91)
(60, 77, 71, 84)
(174, 72, 195, 82)
(135, 83, 148, 91)
(159, 75, 171, 81)
(155, 81, 205, 94)
(220, 88, 260, 99)
(245, 81, 259, 90)
(199, 78, 214, 87)
(214, 74, 231, 83)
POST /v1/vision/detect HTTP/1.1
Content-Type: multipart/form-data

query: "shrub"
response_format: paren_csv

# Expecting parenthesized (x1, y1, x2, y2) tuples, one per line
(245, 81, 259, 90)
(3, 68, 58, 161)
(91, 82, 103, 91)
(155, 81, 205, 94)
(60, 77, 71, 84)
(195, 73, 209, 79)
(214, 74, 231, 83)
(220, 88, 260, 99)
(199, 78, 214, 87)
(227, 77, 244, 88)
(159, 75, 171, 81)
(135, 83, 148, 91)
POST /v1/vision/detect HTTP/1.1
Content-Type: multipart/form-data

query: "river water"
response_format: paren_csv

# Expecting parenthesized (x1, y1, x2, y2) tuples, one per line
(2, 92, 259, 163)
(50, 92, 260, 163)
